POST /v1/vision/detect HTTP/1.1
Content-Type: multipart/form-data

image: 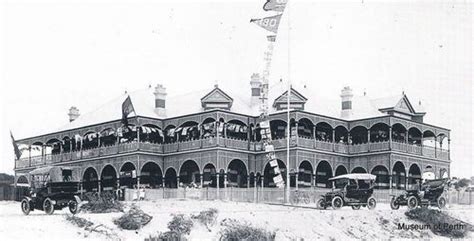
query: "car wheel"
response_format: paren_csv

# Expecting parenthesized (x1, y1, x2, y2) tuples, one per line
(437, 196, 447, 209)
(407, 196, 418, 210)
(331, 196, 343, 210)
(316, 198, 326, 209)
(367, 197, 377, 210)
(21, 199, 30, 215)
(390, 197, 400, 210)
(69, 200, 78, 214)
(351, 205, 361, 210)
(43, 198, 55, 215)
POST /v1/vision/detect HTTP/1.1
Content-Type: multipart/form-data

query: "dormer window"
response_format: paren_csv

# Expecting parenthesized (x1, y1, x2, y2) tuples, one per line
(201, 86, 233, 111)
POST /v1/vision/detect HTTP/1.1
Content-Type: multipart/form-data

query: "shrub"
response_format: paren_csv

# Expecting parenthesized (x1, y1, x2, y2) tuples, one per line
(144, 231, 187, 241)
(66, 215, 94, 228)
(405, 207, 473, 238)
(81, 191, 124, 213)
(114, 205, 153, 230)
(167, 214, 194, 235)
(191, 208, 218, 229)
(219, 218, 276, 241)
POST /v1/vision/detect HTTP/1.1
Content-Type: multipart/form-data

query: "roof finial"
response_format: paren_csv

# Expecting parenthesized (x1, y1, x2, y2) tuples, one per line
(419, 100, 422, 105)
(124, 90, 128, 94)
(363, 88, 366, 96)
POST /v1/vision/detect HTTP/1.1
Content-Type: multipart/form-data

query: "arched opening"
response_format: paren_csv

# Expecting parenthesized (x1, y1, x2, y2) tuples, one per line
(119, 162, 137, 188)
(46, 138, 61, 155)
(423, 130, 436, 147)
(201, 118, 217, 139)
(371, 165, 389, 189)
(140, 162, 163, 188)
(203, 163, 217, 187)
(440, 168, 448, 179)
(315, 122, 333, 142)
(226, 120, 248, 140)
(351, 167, 367, 173)
(391, 123, 407, 143)
(254, 123, 262, 142)
(83, 167, 99, 192)
(140, 124, 163, 144)
(31, 142, 44, 157)
(298, 161, 313, 187)
(17, 175, 29, 185)
(408, 164, 421, 189)
(165, 168, 177, 188)
(438, 134, 448, 150)
(297, 118, 314, 138)
(350, 126, 368, 144)
(101, 165, 117, 191)
(179, 160, 200, 186)
(408, 127, 422, 145)
(370, 123, 390, 143)
(164, 125, 177, 143)
(335, 165, 348, 176)
(119, 125, 137, 143)
(334, 126, 349, 144)
(99, 128, 117, 147)
(263, 159, 287, 187)
(177, 121, 200, 142)
(83, 132, 99, 149)
(392, 161, 406, 190)
(62, 136, 72, 153)
(270, 119, 287, 140)
(227, 159, 248, 187)
(315, 161, 332, 188)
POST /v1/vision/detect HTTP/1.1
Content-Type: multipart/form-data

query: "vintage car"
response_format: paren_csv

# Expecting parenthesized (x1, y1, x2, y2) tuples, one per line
(390, 178, 449, 210)
(317, 173, 377, 210)
(21, 166, 81, 215)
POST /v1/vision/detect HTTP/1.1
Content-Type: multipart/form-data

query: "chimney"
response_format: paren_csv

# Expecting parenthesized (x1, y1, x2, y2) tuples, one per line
(154, 84, 167, 117)
(68, 106, 80, 122)
(250, 73, 262, 106)
(340, 86, 353, 119)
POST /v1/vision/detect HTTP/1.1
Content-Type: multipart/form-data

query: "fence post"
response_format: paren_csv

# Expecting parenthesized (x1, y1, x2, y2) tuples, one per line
(183, 186, 186, 199)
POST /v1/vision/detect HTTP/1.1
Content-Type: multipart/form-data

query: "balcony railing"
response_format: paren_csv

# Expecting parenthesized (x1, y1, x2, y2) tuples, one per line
(15, 136, 449, 170)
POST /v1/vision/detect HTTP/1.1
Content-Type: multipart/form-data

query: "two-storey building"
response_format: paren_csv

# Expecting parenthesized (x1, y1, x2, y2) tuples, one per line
(13, 75, 451, 193)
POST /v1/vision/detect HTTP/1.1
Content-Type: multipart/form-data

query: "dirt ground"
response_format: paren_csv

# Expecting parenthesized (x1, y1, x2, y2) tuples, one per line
(0, 200, 472, 241)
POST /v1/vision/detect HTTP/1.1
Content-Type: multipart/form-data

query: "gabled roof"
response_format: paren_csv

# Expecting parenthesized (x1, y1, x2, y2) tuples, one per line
(200, 86, 234, 108)
(272, 87, 307, 107)
(371, 93, 425, 116)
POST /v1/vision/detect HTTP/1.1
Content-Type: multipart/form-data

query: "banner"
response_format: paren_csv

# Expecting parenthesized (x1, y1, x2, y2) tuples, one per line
(263, 0, 288, 12)
(122, 96, 135, 126)
(10, 131, 22, 160)
(250, 14, 282, 33)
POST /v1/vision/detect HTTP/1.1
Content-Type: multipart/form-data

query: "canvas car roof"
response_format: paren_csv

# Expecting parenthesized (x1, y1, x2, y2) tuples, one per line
(328, 173, 376, 181)
(29, 166, 75, 175)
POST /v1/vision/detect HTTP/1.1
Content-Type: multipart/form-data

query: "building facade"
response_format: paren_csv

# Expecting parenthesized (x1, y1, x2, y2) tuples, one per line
(13, 77, 451, 192)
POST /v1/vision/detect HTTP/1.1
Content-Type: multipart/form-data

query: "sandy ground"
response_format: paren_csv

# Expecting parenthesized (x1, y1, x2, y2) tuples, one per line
(0, 200, 472, 241)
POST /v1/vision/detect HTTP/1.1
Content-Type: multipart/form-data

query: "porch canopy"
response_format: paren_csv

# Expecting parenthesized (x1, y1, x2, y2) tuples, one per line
(329, 173, 376, 181)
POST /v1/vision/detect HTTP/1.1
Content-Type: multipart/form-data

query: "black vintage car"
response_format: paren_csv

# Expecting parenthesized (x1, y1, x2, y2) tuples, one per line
(21, 166, 81, 215)
(390, 178, 449, 210)
(317, 173, 377, 210)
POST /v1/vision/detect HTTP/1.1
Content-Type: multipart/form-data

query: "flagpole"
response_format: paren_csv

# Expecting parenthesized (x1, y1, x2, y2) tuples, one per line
(285, 1, 291, 204)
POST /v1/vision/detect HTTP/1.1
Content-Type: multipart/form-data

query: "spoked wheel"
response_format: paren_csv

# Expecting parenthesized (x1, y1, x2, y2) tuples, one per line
(407, 196, 418, 210)
(21, 199, 31, 215)
(437, 196, 447, 209)
(390, 197, 400, 210)
(331, 196, 343, 210)
(351, 205, 361, 210)
(317, 198, 326, 210)
(69, 200, 78, 214)
(367, 197, 377, 210)
(43, 198, 55, 215)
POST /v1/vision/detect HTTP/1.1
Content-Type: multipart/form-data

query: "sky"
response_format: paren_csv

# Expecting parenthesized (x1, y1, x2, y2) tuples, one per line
(0, 0, 472, 177)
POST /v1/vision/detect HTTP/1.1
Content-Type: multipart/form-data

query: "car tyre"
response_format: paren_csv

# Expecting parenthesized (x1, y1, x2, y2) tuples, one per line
(43, 198, 55, 215)
(390, 197, 400, 210)
(69, 200, 78, 214)
(367, 197, 377, 210)
(407, 196, 418, 210)
(351, 205, 361, 210)
(21, 199, 30, 215)
(437, 196, 447, 209)
(331, 196, 343, 210)
(316, 198, 326, 210)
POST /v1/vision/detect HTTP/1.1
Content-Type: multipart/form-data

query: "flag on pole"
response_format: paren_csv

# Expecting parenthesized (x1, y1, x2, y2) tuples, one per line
(263, 0, 288, 12)
(122, 95, 135, 126)
(250, 14, 282, 33)
(10, 131, 22, 160)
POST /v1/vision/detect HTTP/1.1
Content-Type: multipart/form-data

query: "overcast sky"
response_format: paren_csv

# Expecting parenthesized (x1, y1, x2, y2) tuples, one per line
(0, 0, 472, 177)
